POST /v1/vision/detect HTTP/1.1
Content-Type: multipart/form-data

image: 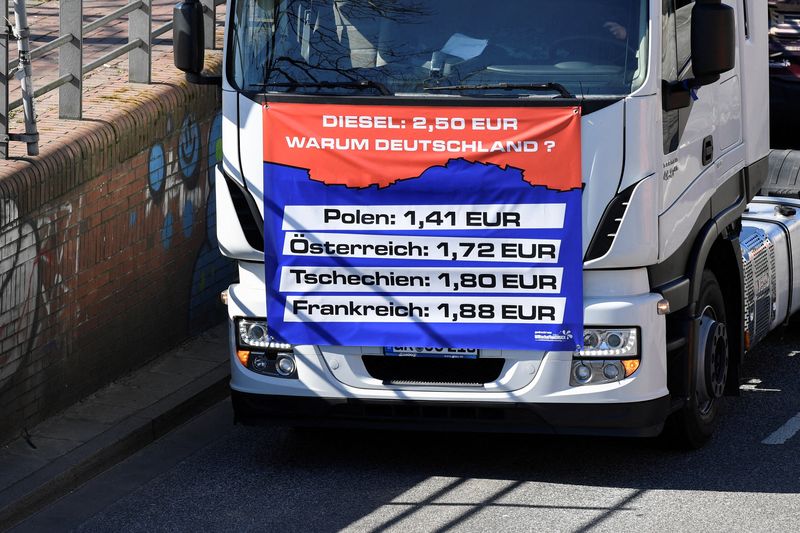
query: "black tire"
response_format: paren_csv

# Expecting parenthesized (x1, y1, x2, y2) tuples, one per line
(664, 270, 729, 449)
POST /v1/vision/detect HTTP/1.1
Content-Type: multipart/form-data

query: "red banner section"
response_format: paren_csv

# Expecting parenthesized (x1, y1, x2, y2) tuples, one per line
(264, 103, 582, 191)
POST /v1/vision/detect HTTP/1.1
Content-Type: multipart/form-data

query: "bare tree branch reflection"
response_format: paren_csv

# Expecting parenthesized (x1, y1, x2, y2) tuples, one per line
(230, 0, 648, 97)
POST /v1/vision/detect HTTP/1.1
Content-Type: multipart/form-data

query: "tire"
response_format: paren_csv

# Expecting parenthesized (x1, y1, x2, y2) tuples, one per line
(664, 270, 729, 449)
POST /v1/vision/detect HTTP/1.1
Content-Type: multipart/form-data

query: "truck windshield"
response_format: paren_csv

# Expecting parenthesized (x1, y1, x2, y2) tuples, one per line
(229, 0, 649, 98)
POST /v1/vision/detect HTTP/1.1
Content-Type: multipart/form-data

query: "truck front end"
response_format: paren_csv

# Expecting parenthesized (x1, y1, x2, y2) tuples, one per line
(200, 0, 766, 443)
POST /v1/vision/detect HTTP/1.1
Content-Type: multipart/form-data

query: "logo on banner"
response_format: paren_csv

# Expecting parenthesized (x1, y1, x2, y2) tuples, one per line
(262, 103, 583, 352)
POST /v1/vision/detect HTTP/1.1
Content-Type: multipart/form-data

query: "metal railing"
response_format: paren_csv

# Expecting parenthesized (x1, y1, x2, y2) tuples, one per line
(0, 0, 223, 158)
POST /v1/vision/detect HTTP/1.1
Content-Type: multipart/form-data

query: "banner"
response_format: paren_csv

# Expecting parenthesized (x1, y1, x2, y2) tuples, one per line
(263, 103, 582, 351)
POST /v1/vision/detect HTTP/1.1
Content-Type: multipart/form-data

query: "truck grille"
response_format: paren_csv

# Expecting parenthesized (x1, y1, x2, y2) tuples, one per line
(362, 356, 505, 386)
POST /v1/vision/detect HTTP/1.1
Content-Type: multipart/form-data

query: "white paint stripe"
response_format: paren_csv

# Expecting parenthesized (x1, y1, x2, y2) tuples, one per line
(283, 203, 567, 231)
(762, 413, 800, 445)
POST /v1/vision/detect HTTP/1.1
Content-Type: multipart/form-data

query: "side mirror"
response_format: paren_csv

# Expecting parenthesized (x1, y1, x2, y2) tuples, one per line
(173, 0, 205, 75)
(173, 0, 221, 85)
(691, 0, 736, 86)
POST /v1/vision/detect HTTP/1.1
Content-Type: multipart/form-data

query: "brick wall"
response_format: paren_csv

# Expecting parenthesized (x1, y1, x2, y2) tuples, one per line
(0, 78, 232, 444)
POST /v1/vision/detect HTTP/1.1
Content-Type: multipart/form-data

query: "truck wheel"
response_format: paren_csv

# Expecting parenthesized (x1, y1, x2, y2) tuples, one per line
(665, 270, 729, 449)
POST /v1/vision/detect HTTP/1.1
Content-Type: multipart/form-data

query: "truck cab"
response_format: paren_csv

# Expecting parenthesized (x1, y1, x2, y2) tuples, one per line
(174, 0, 777, 447)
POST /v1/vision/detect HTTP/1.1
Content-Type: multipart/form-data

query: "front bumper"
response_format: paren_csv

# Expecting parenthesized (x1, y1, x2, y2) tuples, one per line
(232, 391, 671, 437)
(228, 266, 671, 436)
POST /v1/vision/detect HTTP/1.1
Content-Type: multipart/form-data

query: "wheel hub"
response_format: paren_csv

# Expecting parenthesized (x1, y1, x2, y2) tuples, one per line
(696, 311, 729, 411)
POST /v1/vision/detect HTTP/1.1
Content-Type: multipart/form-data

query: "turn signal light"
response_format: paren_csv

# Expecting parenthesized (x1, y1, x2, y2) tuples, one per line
(622, 359, 640, 377)
(236, 350, 251, 367)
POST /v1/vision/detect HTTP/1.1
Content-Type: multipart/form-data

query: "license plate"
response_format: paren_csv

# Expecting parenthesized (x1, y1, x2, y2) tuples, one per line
(383, 347, 480, 359)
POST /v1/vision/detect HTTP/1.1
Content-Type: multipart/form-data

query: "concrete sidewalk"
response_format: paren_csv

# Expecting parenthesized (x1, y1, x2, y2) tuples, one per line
(0, 323, 231, 529)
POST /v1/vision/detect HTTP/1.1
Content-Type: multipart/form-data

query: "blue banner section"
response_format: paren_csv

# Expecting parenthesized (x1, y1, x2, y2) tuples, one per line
(264, 157, 583, 351)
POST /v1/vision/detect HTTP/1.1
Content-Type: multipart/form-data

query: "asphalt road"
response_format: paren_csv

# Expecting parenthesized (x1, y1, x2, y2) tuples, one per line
(13, 328, 800, 533)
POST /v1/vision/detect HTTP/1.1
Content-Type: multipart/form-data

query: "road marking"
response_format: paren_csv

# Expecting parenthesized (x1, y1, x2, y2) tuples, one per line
(740, 379, 781, 393)
(762, 413, 800, 445)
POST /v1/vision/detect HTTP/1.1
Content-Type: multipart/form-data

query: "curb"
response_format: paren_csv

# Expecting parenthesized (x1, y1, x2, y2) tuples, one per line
(0, 364, 231, 530)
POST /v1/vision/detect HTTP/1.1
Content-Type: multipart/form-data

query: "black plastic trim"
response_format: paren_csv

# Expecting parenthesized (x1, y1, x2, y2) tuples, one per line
(761, 150, 800, 199)
(702, 136, 714, 167)
(662, 80, 691, 111)
(584, 182, 637, 262)
(649, 165, 751, 401)
(253, 94, 621, 116)
(236, 92, 247, 197)
(186, 72, 222, 86)
(362, 356, 505, 385)
(746, 154, 769, 199)
(666, 337, 688, 352)
(650, 167, 749, 311)
(616, 100, 628, 195)
(221, 168, 265, 252)
(686, 206, 744, 312)
(232, 391, 671, 438)
(658, 278, 690, 313)
(260, 93, 583, 107)
(650, 155, 766, 305)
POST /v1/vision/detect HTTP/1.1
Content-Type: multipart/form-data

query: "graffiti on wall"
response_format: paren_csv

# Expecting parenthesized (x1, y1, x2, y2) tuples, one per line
(0, 197, 78, 390)
(146, 111, 234, 332)
(189, 113, 235, 331)
(146, 114, 208, 249)
(0, 108, 231, 401)
(0, 200, 40, 387)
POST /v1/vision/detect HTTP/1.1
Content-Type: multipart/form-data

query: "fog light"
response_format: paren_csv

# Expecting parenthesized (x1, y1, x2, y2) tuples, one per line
(251, 353, 271, 373)
(603, 363, 621, 380)
(276, 354, 296, 376)
(574, 364, 592, 383)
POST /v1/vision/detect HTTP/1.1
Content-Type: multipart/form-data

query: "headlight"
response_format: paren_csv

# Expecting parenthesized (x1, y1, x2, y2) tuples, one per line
(234, 319, 297, 379)
(572, 327, 640, 386)
(237, 319, 292, 350)
(579, 328, 638, 358)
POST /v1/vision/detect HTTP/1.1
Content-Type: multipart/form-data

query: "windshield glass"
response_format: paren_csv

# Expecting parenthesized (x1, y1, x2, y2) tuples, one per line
(229, 0, 649, 97)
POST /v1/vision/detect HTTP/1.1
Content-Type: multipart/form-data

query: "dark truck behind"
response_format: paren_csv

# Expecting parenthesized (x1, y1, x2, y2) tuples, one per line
(770, 0, 800, 147)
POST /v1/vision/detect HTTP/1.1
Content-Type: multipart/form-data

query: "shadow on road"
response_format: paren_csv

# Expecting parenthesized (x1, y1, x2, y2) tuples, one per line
(204, 323, 799, 531)
(65, 320, 800, 533)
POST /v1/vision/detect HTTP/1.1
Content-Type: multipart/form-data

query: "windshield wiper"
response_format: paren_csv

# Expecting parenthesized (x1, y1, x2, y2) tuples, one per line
(267, 80, 392, 96)
(423, 82, 573, 99)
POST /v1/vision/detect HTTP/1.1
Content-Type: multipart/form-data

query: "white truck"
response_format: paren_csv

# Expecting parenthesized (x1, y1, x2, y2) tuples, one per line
(173, 0, 792, 447)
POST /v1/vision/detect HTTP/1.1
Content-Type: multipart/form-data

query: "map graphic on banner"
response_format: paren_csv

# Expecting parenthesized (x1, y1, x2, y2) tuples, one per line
(263, 103, 583, 351)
